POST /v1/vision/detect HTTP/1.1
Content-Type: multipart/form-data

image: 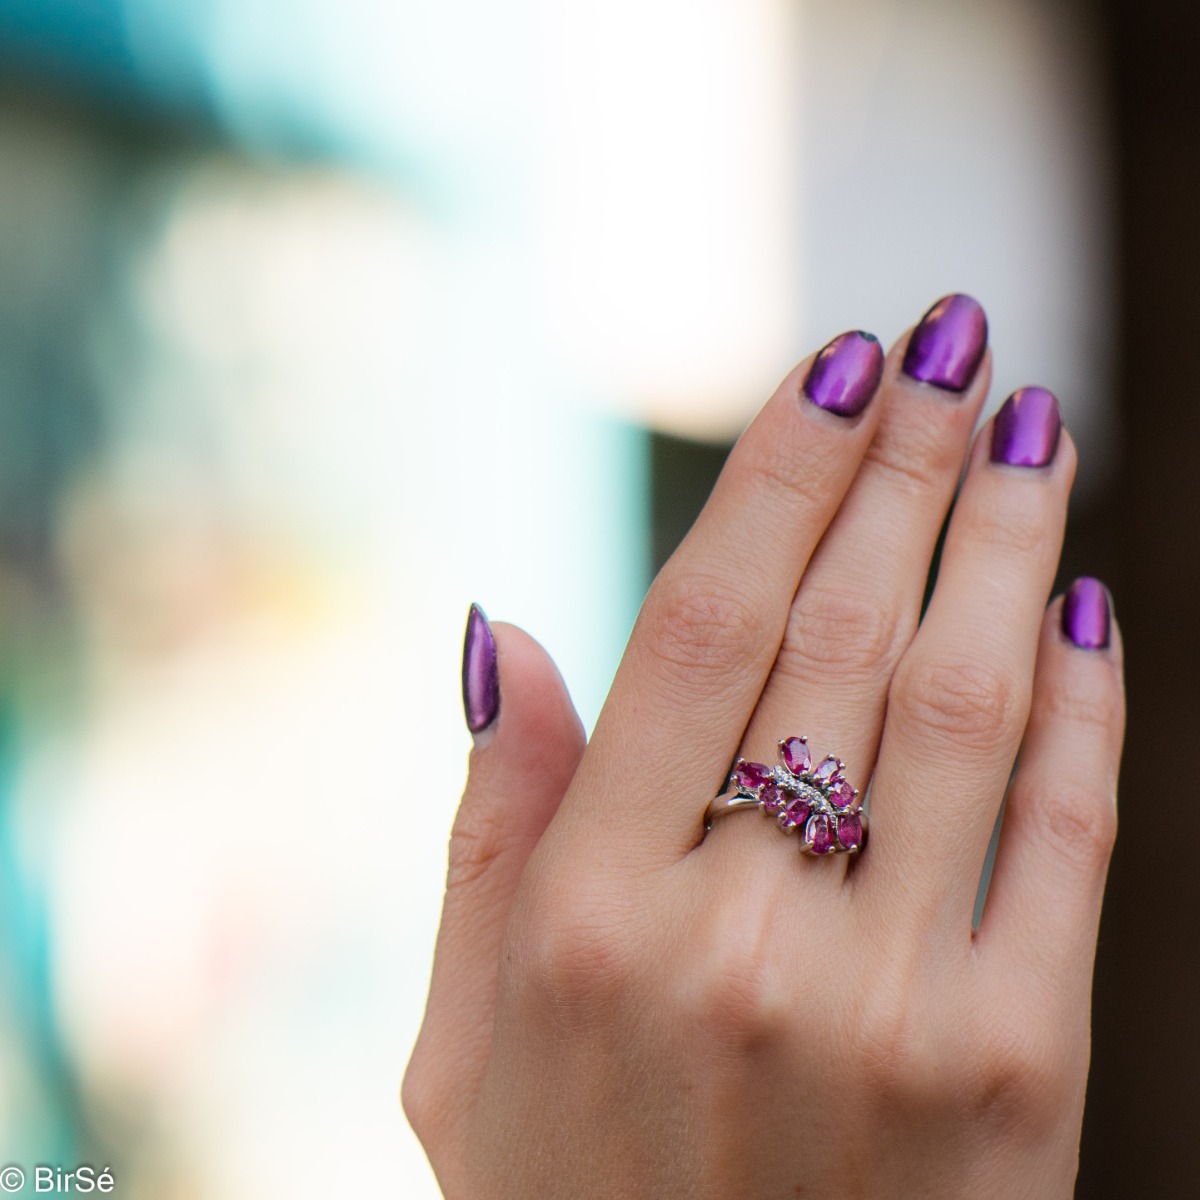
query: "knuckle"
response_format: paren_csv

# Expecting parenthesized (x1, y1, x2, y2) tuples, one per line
(777, 583, 902, 684)
(640, 569, 771, 684)
(1021, 778, 1117, 866)
(749, 439, 826, 511)
(848, 969, 1078, 1131)
(401, 1051, 445, 1147)
(682, 905, 780, 1047)
(446, 803, 524, 892)
(892, 652, 1025, 751)
(400, 1064, 429, 1134)
(850, 974, 944, 1108)
(972, 1022, 1072, 1128)
(863, 419, 962, 497)
(525, 917, 631, 1014)
(1038, 671, 1125, 742)
(971, 496, 1052, 560)
(515, 874, 634, 1014)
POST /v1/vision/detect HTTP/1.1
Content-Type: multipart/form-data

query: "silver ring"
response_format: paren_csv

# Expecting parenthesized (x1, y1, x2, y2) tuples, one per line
(703, 736, 867, 856)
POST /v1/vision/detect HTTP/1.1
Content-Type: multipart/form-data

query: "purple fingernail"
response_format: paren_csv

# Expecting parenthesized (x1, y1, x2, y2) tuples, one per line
(462, 603, 499, 734)
(990, 387, 1062, 467)
(1062, 577, 1111, 650)
(902, 293, 988, 392)
(802, 331, 884, 418)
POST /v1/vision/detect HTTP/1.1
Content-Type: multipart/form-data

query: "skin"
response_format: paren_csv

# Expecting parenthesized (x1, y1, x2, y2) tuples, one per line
(404, 318, 1126, 1198)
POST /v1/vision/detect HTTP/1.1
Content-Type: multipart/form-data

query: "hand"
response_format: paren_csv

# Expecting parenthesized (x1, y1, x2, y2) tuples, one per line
(404, 296, 1125, 1199)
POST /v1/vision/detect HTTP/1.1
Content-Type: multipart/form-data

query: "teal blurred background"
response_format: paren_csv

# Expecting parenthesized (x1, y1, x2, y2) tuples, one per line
(0, 1, 1113, 1196)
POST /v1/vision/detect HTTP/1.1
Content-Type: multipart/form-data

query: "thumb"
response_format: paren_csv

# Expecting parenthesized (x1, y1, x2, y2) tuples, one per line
(404, 604, 585, 1142)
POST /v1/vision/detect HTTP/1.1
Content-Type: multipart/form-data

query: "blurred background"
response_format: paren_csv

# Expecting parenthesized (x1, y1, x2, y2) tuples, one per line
(0, 0, 1187, 1194)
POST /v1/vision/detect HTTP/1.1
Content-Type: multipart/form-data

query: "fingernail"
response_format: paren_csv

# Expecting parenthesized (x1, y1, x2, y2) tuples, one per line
(902, 293, 988, 392)
(802, 330, 884, 418)
(462, 603, 499, 735)
(990, 387, 1062, 467)
(1062, 577, 1111, 650)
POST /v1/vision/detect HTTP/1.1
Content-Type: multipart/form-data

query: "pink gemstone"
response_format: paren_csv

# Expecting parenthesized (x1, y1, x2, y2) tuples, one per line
(780, 736, 811, 775)
(806, 814, 835, 855)
(814, 756, 841, 785)
(760, 781, 785, 816)
(733, 761, 771, 793)
(780, 797, 810, 830)
(829, 780, 855, 810)
(836, 812, 863, 851)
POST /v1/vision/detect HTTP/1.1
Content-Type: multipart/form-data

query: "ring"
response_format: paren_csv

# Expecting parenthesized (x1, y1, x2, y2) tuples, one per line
(704, 736, 867, 856)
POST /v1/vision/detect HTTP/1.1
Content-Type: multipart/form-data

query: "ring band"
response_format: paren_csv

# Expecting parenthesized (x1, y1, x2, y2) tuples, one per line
(704, 736, 867, 856)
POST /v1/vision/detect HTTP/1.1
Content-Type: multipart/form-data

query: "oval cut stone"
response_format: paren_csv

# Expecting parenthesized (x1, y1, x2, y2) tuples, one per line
(814, 756, 841, 785)
(733, 761, 770, 793)
(780, 797, 810, 830)
(780, 736, 811, 775)
(836, 813, 863, 851)
(829, 780, 855, 809)
(806, 814, 835, 854)
(760, 780, 785, 816)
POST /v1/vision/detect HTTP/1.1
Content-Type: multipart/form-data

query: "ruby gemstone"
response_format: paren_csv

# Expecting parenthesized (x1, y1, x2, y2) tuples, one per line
(814, 756, 841, 785)
(733, 761, 771, 793)
(806, 814, 835, 854)
(836, 813, 863, 851)
(780, 736, 811, 775)
(829, 780, 855, 809)
(760, 781, 785, 816)
(780, 797, 810, 830)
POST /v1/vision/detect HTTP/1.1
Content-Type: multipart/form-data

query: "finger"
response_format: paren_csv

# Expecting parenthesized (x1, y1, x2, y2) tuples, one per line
(976, 580, 1123, 1006)
(723, 296, 989, 862)
(863, 388, 1076, 921)
(561, 331, 887, 855)
(404, 609, 586, 1137)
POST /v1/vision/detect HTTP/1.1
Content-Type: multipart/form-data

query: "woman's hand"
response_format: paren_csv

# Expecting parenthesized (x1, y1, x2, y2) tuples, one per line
(404, 296, 1124, 1199)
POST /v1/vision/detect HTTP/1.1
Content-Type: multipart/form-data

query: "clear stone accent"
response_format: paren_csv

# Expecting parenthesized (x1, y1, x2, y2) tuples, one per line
(770, 766, 799, 792)
(794, 782, 825, 810)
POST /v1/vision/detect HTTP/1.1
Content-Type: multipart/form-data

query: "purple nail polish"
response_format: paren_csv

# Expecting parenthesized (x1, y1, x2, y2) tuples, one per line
(462, 603, 499, 734)
(1062, 577, 1111, 650)
(802, 331, 884, 418)
(990, 387, 1062, 467)
(902, 293, 988, 392)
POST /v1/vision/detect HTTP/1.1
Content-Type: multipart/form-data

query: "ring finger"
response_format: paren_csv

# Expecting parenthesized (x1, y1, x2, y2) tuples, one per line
(863, 385, 1075, 925)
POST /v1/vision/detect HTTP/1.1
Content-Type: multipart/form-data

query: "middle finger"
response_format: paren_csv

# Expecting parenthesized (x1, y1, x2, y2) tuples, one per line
(709, 295, 991, 860)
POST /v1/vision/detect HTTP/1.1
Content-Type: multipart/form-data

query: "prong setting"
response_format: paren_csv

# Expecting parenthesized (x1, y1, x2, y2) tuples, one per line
(724, 736, 868, 855)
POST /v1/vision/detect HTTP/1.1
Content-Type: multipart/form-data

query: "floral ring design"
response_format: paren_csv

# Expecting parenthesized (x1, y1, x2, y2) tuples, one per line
(703, 736, 867, 856)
